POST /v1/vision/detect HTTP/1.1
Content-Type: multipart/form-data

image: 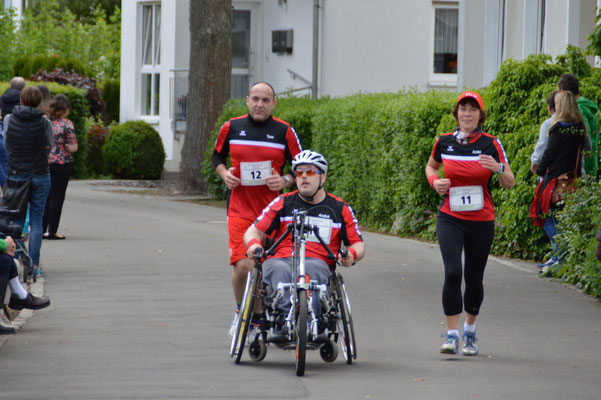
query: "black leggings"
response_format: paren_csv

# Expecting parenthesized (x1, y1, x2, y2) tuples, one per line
(436, 212, 495, 316)
(43, 163, 73, 234)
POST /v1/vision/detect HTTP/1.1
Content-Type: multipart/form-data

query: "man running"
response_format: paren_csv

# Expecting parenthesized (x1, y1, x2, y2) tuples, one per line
(212, 82, 302, 337)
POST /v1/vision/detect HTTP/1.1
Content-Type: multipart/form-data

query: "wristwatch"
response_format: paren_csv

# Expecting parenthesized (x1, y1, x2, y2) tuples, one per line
(283, 174, 292, 187)
(496, 163, 505, 175)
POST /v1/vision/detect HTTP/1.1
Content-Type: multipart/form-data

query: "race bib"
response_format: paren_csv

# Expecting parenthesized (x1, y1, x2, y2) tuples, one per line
(240, 161, 272, 186)
(448, 186, 484, 212)
(306, 216, 333, 244)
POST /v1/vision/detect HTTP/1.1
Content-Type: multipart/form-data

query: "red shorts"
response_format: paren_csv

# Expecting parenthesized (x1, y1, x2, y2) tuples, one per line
(228, 216, 255, 265)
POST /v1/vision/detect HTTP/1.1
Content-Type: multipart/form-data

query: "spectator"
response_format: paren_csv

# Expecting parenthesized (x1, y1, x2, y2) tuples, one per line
(43, 94, 78, 240)
(0, 77, 26, 117)
(530, 91, 586, 275)
(558, 74, 599, 177)
(530, 91, 558, 175)
(37, 85, 51, 116)
(0, 110, 8, 188)
(4, 86, 53, 279)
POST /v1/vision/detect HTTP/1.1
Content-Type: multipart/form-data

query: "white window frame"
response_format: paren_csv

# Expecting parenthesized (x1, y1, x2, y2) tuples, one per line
(429, 1, 459, 88)
(139, 2, 161, 117)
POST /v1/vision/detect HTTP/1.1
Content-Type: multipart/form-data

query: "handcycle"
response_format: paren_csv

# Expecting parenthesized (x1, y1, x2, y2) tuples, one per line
(229, 209, 357, 376)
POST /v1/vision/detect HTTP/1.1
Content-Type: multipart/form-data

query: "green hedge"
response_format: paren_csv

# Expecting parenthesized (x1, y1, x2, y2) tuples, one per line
(205, 47, 601, 299)
(0, 80, 90, 177)
(102, 120, 165, 179)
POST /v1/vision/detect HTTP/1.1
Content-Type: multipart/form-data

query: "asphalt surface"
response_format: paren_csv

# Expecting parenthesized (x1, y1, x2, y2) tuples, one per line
(0, 180, 600, 400)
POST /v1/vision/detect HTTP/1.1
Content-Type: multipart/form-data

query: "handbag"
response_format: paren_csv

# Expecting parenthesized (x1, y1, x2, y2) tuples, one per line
(0, 176, 32, 215)
(550, 142, 581, 206)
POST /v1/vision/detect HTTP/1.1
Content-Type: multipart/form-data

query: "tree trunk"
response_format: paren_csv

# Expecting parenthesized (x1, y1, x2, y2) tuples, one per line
(178, 0, 231, 194)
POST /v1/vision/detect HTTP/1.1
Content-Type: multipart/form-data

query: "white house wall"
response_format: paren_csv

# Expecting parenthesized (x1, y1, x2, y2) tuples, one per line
(320, 0, 434, 95)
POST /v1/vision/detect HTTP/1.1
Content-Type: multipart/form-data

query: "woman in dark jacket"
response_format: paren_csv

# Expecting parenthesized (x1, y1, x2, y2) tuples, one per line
(3, 86, 52, 277)
(530, 91, 586, 273)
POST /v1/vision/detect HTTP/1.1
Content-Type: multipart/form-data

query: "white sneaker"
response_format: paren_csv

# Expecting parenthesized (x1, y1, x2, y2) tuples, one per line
(228, 308, 239, 338)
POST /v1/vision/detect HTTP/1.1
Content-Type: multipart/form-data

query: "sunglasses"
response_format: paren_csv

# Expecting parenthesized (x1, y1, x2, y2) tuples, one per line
(295, 168, 322, 177)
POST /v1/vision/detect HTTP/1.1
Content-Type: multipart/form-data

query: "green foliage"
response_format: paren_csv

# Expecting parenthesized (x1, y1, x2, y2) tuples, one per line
(101, 79, 120, 123)
(588, 8, 601, 57)
(0, 7, 18, 81)
(102, 121, 166, 180)
(0, 0, 120, 80)
(13, 54, 89, 78)
(553, 181, 601, 296)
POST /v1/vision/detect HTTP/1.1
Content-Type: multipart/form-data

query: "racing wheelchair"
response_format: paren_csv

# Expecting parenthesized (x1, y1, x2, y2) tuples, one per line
(229, 209, 357, 376)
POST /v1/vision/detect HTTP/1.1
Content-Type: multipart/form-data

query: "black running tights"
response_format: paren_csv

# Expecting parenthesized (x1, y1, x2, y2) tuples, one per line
(436, 213, 495, 316)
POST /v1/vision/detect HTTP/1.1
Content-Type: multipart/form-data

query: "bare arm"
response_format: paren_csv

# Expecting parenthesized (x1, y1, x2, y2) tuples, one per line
(244, 224, 267, 258)
(425, 156, 452, 195)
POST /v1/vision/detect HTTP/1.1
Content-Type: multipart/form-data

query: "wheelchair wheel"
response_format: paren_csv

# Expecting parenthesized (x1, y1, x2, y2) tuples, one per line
(335, 274, 357, 364)
(248, 337, 267, 362)
(295, 289, 308, 376)
(231, 268, 259, 364)
(319, 339, 338, 363)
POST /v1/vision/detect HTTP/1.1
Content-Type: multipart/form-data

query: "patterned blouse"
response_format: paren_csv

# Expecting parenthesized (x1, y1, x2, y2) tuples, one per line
(48, 118, 77, 164)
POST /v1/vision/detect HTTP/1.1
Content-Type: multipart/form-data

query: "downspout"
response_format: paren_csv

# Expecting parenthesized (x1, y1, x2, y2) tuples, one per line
(312, 0, 319, 99)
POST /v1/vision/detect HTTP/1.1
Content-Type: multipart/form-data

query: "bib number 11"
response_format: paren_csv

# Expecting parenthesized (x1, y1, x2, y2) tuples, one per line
(449, 186, 484, 212)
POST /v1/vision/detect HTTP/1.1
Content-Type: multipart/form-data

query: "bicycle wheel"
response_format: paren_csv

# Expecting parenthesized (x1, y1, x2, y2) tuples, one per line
(335, 274, 356, 364)
(233, 269, 259, 364)
(295, 289, 308, 376)
(230, 272, 250, 358)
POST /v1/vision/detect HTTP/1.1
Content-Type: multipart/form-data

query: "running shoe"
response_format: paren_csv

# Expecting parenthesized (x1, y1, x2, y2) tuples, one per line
(248, 320, 262, 342)
(462, 331, 478, 356)
(228, 306, 240, 338)
(537, 258, 558, 272)
(440, 333, 460, 354)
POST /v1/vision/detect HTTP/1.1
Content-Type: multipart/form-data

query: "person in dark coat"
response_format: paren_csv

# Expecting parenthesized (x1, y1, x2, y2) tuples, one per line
(3, 86, 53, 278)
(0, 77, 26, 117)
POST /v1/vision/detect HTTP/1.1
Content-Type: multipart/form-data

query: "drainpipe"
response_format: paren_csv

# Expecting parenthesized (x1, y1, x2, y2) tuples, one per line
(312, 0, 319, 99)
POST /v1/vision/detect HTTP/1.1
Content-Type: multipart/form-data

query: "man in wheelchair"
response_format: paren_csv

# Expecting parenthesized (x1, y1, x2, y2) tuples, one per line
(244, 150, 364, 343)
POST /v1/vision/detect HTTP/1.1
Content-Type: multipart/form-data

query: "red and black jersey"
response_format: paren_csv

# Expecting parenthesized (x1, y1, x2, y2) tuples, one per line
(431, 129, 508, 221)
(254, 191, 363, 267)
(212, 114, 302, 220)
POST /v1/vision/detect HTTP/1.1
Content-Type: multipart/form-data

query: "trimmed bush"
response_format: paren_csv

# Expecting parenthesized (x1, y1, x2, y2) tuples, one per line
(102, 121, 166, 179)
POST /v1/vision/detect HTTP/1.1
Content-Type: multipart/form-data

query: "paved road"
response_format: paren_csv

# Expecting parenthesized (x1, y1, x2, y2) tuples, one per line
(1, 181, 600, 400)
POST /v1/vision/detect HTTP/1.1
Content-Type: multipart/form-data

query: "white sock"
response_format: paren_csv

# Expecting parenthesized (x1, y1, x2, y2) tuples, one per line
(463, 322, 476, 334)
(447, 329, 459, 337)
(8, 277, 28, 299)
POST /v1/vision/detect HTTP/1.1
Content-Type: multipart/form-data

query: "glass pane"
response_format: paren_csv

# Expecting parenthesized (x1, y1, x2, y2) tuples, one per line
(141, 73, 152, 115)
(155, 4, 161, 65)
(142, 5, 153, 65)
(433, 8, 458, 74)
(153, 73, 160, 115)
(231, 74, 249, 99)
(232, 10, 251, 69)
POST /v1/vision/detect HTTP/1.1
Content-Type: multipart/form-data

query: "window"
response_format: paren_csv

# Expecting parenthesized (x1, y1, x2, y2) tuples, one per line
(431, 3, 458, 87)
(140, 3, 161, 116)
